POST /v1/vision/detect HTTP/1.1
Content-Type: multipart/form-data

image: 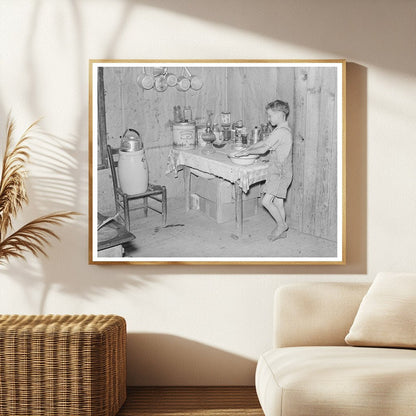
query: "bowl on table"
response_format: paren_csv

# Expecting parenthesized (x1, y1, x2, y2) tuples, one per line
(213, 140, 227, 149)
(227, 151, 259, 166)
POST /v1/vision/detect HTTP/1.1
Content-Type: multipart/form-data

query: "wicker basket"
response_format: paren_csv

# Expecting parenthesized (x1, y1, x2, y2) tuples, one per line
(0, 314, 126, 416)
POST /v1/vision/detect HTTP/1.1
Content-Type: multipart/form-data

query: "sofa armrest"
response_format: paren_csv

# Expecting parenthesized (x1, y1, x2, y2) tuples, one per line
(273, 282, 370, 348)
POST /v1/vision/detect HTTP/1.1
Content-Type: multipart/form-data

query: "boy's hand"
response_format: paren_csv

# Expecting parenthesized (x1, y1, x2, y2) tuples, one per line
(234, 149, 249, 157)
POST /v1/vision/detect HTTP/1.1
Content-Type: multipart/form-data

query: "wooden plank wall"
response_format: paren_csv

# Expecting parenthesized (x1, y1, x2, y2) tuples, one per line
(99, 66, 337, 241)
(226, 67, 295, 130)
(99, 66, 226, 210)
(286, 67, 338, 241)
(227, 66, 337, 241)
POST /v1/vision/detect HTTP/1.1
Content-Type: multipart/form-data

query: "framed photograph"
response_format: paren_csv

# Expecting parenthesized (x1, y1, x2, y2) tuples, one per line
(89, 59, 345, 265)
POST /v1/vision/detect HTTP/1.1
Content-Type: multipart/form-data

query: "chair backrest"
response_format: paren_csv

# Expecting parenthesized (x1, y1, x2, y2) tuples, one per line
(106, 145, 120, 191)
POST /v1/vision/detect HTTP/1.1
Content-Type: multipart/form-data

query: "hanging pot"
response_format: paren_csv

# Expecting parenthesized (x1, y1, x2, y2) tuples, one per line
(165, 71, 178, 87)
(154, 73, 168, 92)
(176, 68, 191, 92)
(185, 67, 203, 91)
(137, 67, 154, 90)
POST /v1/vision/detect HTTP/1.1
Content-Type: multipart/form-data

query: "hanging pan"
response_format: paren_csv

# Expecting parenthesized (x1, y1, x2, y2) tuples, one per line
(185, 67, 203, 91)
(137, 67, 154, 90)
(154, 68, 168, 92)
(176, 67, 191, 92)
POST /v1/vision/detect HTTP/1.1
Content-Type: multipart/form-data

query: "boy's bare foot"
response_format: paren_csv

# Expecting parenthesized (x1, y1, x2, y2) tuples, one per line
(268, 224, 289, 241)
(270, 230, 288, 241)
(267, 226, 278, 241)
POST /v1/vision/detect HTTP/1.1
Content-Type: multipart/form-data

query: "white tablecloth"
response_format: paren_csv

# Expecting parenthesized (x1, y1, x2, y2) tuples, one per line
(167, 146, 269, 193)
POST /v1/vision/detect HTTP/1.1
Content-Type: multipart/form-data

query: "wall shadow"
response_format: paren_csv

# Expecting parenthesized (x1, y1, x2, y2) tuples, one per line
(127, 333, 257, 386)
(0, 124, 157, 313)
(0, 1, 146, 310)
(134, 0, 413, 76)
(344, 63, 368, 274)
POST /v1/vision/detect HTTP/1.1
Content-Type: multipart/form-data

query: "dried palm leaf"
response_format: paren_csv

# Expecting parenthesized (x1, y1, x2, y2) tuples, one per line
(0, 116, 38, 238)
(0, 115, 79, 264)
(0, 212, 78, 265)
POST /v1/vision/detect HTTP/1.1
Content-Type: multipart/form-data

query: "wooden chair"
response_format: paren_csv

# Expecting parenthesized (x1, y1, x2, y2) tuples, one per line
(106, 145, 167, 231)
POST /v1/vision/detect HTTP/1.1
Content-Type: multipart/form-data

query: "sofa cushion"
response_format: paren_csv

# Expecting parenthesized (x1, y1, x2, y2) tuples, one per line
(256, 346, 416, 416)
(274, 283, 370, 348)
(345, 272, 416, 348)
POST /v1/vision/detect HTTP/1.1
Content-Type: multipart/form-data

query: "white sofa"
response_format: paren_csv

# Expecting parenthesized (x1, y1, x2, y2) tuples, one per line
(255, 282, 416, 416)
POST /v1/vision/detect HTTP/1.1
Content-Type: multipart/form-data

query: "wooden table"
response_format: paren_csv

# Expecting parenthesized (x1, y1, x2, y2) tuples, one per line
(168, 146, 269, 235)
(97, 213, 135, 256)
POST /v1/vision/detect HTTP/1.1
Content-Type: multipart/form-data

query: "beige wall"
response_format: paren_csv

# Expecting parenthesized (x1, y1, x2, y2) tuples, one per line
(0, 0, 415, 385)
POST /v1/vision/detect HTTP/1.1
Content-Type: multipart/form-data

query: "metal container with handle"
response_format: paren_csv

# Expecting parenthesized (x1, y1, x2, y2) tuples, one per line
(119, 129, 148, 195)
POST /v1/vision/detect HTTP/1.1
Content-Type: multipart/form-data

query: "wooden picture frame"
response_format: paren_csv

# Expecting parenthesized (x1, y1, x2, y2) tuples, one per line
(89, 60, 346, 265)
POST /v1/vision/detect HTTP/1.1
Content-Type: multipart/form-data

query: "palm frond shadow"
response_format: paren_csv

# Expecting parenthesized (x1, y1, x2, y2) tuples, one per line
(25, 132, 82, 212)
(0, 0, 158, 313)
(0, 118, 158, 313)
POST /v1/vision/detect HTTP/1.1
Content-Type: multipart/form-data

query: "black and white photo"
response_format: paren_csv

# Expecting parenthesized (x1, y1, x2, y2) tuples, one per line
(89, 60, 345, 264)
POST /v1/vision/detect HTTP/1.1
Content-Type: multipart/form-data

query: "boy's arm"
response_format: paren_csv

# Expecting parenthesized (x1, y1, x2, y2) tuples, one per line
(235, 135, 277, 156)
(237, 142, 269, 156)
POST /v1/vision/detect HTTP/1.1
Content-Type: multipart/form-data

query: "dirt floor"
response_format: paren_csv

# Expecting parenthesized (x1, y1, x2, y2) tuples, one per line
(119, 197, 337, 260)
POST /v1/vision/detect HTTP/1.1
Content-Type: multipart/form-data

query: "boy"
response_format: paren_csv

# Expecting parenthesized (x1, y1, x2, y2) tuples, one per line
(236, 99, 293, 241)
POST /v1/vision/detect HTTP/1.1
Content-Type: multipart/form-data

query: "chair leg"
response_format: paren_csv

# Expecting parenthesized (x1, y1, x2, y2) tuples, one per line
(162, 186, 167, 226)
(114, 195, 118, 216)
(144, 197, 148, 217)
(123, 195, 130, 231)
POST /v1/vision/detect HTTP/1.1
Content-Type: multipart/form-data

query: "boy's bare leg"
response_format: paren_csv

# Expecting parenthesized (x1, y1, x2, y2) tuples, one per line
(273, 197, 286, 224)
(262, 194, 288, 240)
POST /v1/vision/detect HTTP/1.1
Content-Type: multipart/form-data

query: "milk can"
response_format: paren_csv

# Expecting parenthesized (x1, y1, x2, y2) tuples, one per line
(118, 128, 149, 195)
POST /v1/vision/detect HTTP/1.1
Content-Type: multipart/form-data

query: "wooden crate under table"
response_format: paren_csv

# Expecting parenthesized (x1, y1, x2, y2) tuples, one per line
(191, 175, 262, 223)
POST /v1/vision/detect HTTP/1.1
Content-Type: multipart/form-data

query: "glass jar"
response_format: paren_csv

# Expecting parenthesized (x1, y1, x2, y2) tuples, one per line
(183, 106, 192, 122)
(220, 112, 231, 128)
(173, 106, 183, 123)
(201, 126, 216, 155)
